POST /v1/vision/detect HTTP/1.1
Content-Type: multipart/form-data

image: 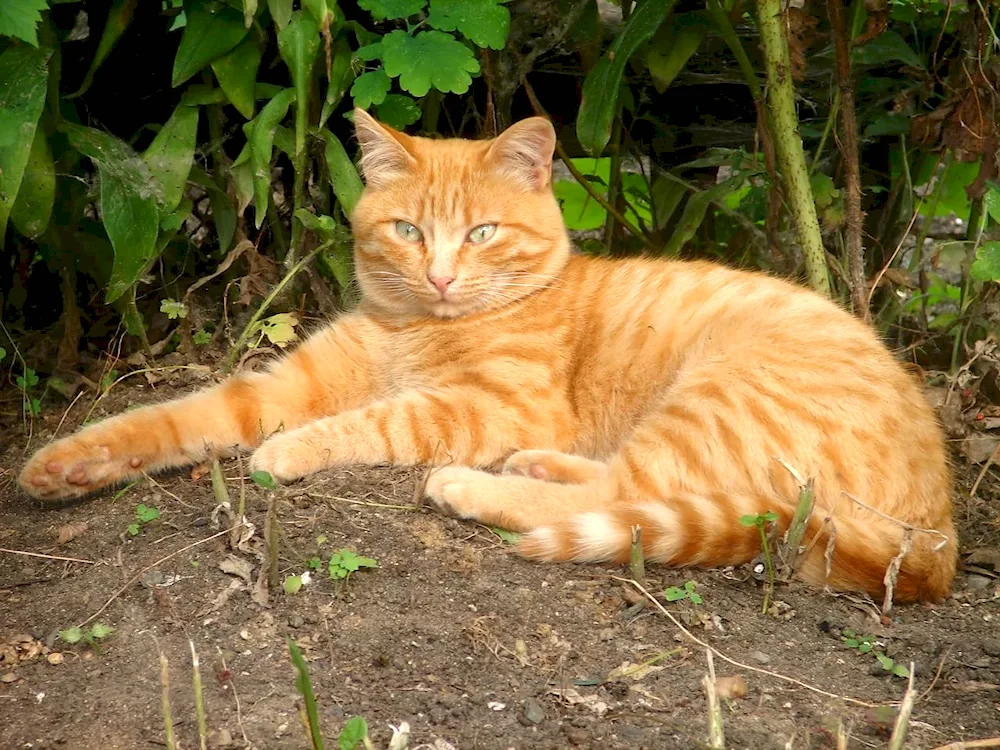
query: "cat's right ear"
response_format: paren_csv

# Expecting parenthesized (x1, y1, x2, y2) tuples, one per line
(354, 108, 416, 188)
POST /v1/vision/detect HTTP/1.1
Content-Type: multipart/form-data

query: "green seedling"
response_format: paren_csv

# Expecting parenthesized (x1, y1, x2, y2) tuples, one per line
(192, 328, 211, 345)
(739, 510, 779, 614)
(284, 574, 305, 594)
(251, 470, 278, 489)
(16, 366, 41, 417)
(159, 298, 188, 319)
(842, 629, 911, 678)
(59, 622, 114, 649)
(665, 580, 703, 604)
(127, 502, 161, 536)
(99, 368, 120, 394)
(328, 549, 378, 581)
(338, 716, 371, 750)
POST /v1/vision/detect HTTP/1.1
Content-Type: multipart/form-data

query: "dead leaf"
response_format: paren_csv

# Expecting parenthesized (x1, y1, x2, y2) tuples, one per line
(55, 521, 89, 545)
(714, 675, 748, 699)
(546, 687, 609, 716)
(960, 434, 1000, 464)
(219, 554, 254, 584)
(607, 660, 666, 681)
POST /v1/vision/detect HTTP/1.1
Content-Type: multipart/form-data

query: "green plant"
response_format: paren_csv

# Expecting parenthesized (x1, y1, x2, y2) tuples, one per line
(127, 502, 161, 536)
(664, 580, 703, 605)
(739, 510, 779, 614)
(251, 470, 278, 490)
(15, 365, 41, 418)
(58, 622, 114, 648)
(842, 629, 910, 678)
(327, 549, 378, 581)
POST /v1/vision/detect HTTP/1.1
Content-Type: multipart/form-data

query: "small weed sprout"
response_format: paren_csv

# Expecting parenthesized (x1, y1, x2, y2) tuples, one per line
(328, 549, 378, 581)
(739, 510, 779, 614)
(665, 580, 703, 604)
(842, 629, 911, 678)
(16, 366, 41, 418)
(59, 622, 114, 650)
(192, 328, 211, 345)
(127, 502, 161, 536)
(159, 298, 188, 319)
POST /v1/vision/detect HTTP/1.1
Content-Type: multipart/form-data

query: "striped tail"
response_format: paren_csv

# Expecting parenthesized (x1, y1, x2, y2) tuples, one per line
(516, 493, 957, 603)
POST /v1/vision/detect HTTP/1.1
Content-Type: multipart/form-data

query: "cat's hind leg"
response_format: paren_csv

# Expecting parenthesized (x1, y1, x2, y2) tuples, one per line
(502, 450, 608, 483)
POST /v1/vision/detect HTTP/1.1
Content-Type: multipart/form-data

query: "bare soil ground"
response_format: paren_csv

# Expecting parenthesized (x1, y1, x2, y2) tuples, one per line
(2, 377, 1000, 750)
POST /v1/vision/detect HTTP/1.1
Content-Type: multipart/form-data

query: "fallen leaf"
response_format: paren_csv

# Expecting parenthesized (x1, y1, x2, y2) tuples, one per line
(546, 687, 609, 716)
(714, 675, 748, 699)
(55, 521, 89, 545)
(219, 554, 254, 584)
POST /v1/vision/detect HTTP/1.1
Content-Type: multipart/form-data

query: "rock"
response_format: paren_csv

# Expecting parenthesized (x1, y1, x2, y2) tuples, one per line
(967, 574, 994, 591)
(47, 652, 64, 665)
(288, 614, 304, 629)
(208, 728, 234, 748)
(520, 697, 545, 725)
(982, 638, 1000, 657)
(564, 727, 589, 746)
(749, 650, 770, 664)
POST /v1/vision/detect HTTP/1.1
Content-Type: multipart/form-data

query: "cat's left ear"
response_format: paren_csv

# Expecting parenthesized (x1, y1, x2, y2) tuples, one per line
(486, 117, 556, 191)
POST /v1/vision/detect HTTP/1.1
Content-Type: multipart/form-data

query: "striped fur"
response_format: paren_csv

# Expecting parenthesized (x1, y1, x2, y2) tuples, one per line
(19, 111, 957, 602)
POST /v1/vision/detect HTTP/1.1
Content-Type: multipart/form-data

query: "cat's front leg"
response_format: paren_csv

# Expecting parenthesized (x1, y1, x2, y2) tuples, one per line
(249, 385, 570, 483)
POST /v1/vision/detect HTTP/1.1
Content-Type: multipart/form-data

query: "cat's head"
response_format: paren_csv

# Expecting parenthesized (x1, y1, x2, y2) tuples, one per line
(350, 109, 570, 319)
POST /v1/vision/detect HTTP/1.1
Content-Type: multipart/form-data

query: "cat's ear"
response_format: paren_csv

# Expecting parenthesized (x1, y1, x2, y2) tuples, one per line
(486, 117, 556, 191)
(353, 108, 417, 187)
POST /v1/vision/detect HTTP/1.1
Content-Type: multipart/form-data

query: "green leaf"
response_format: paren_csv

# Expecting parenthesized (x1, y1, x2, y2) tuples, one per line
(303, 0, 332, 27)
(278, 11, 320, 127)
(971, 241, 1000, 282)
(338, 716, 369, 750)
(738, 514, 761, 527)
(984, 184, 1000, 225)
(664, 586, 686, 602)
(321, 246, 354, 292)
(193, 328, 211, 345)
(376, 93, 422, 129)
(650, 176, 686, 230)
(160, 298, 188, 319)
(10, 125, 55, 239)
(251, 470, 278, 489)
(0, 347, 6, 362)
(356, 42, 383, 62)
(554, 178, 606, 231)
(321, 36, 356, 126)
(320, 129, 363, 216)
(88, 623, 114, 640)
(172, 0, 249, 87)
(211, 36, 262, 119)
(295, 209, 336, 238)
(646, 12, 709, 93)
(426, 0, 510, 50)
(381, 29, 481, 97)
(143, 104, 199, 216)
(267, 0, 292, 30)
(359, 0, 426, 21)
(68, 0, 138, 98)
(761, 511, 779, 522)
(307, 556, 323, 570)
(862, 114, 910, 138)
(577, 0, 677, 155)
(688, 592, 703, 605)
(259, 312, 299, 347)
(0, 44, 50, 244)
(243, 0, 257, 27)
(63, 123, 161, 303)
(853, 31, 924, 69)
(329, 549, 378, 576)
(287, 638, 325, 750)
(892, 663, 910, 678)
(350, 68, 391, 109)
(59, 627, 84, 644)
(244, 87, 296, 228)
(489, 527, 521, 544)
(136, 503, 161, 523)
(0, 0, 49, 46)
(283, 575, 304, 594)
(126, 523, 141, 536)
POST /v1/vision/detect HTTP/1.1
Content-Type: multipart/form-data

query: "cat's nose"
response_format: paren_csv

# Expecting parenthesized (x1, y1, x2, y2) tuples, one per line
(427, 274, 455, 294)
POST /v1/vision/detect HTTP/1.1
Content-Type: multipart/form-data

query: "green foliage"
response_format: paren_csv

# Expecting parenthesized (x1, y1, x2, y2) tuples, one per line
(59, 622, 115, 647)
(971, 242, 1000, 283)
(127, 503, 161, 536)
(664, 580, 703, 604)
(842, 630, 910, 679)
(338, 716, 369, 750)
(739, 511, 779, 527)
(160, 299, 189, 319)
(0, 0, 49, 46)
(251, 470, 278, 489)
(288, 637, 326, 749)
(327, 549, 378, 580)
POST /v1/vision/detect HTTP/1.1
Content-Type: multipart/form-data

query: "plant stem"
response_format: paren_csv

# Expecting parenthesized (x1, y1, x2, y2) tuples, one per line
(203, 71, 229, 194)
(758, 523, 775, 614)
(287, 83, 310, 270)
(159, 649, 177, 750)
(222, 243, 325, 373)
(124, 286, 152, 359)
(190, 641, 208, 750)
(754, 0, 831, 295)
(629, 525, 646, 588)
(827, 0, 868, 321)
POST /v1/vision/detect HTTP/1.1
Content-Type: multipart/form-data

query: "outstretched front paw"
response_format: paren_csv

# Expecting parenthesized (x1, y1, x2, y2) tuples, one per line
(249, 429, 326, 484)
(19, 433, 143, 502)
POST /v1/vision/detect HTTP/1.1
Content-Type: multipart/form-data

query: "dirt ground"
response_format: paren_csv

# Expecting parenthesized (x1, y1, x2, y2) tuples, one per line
(2, 376, 1000, 750)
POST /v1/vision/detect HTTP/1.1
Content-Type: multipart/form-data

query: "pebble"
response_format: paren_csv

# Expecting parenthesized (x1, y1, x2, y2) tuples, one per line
(749, 650, 770, 664)
(520, 697, 545, 725)
(191, 516, 209, 527)
(288, 614, 304, 629)
(564, 727, 589, 746)
(47, 652, 64, 665)
(966, 574, 993, 591)
(982, 638, 1000, 657)
(1, 673, 18, 683)
(209, 728, 233, 748)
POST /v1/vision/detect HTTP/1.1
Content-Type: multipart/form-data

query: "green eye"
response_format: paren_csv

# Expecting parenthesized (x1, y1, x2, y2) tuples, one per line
(395, 221, 422, 242)
(467, 224, 497, 244)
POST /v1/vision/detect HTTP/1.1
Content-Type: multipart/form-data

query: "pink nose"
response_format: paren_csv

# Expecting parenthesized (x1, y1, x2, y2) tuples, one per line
(428, 274, 455, 294)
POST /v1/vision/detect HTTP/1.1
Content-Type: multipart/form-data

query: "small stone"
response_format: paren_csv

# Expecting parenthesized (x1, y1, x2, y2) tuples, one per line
(208, 728, 234, 748)
(982, 638, 1000, 657)
(191, 516, 209, 527)
(967, 574, 993, 591)
(288, 614, 304, 629)
(274, 722, 288, 738)
(1, 673, 18, 683)
(47, 652, 64, 665)
(564, 727, 589, 746)
(520, 697, 545, 725)
(749, 650, 770, 664)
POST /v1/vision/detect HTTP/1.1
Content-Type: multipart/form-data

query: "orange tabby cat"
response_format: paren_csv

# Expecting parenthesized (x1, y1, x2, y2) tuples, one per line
(19, 110, 956, 602)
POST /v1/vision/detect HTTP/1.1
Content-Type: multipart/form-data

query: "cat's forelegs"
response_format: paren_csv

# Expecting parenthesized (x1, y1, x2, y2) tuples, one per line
(19, 319, 376, 501)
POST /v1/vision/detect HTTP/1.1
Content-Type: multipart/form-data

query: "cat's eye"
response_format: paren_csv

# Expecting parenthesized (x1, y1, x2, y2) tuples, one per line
(467, 224, 497, 244)
(395, 221, 422, 243)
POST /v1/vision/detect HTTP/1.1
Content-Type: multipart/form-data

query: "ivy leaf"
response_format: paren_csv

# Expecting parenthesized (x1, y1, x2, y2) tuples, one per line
(350, 67, 390, 109)
(971, 241, 1000, 282)
(381, 30, 480, 97)
(377, 93, 422, 129)
(355, 42, 383, 62)
(426, 0, 510, 50)
(358, 0, 426, 21)
(0, 0, 49, 46)
(160, 298, 188, 319)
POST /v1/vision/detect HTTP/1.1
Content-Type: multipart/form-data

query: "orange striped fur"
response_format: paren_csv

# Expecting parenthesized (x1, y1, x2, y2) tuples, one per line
(19, 110, 956, 602)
